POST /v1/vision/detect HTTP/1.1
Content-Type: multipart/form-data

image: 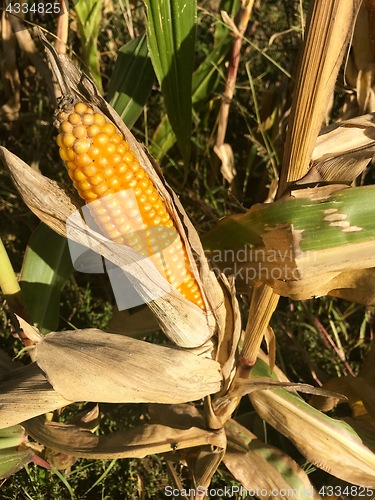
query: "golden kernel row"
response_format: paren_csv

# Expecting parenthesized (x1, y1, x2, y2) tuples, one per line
(57, 101, 204, 309)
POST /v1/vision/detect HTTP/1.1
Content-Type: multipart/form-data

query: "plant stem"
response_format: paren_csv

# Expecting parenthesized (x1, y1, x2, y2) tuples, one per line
(216, 0, 255, 150)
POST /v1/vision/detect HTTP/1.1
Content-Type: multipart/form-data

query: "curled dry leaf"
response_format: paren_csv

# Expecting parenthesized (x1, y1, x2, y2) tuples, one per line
(297, 112, 375, 185)
(25, 415, 226, 460)
(34, 329, 222, 404)
(226, 377, 347, 401)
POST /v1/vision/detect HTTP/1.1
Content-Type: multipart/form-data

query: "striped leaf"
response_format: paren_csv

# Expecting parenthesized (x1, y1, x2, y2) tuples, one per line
(143, 0, 196, 167)
(107, 34, 155, 129)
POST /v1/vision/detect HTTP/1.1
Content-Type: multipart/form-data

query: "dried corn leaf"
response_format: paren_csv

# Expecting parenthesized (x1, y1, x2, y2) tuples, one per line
(297, 113, 375, 185)
(224, 420, 321, 499)
(34, 329, 222, 404)
(25, 415, 225, 459)
(187, 446, 226, 493)
(226, 377, 346, 401)
(275, 267, 375, 304)
(0, 363, 72, 429)
(249, 356, 375, 486)
(149, 403, 226, 492)
(311, 344, 375, 419)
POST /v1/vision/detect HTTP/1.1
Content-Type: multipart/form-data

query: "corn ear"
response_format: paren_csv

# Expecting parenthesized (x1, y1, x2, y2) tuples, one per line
(56, 101, 205, 309)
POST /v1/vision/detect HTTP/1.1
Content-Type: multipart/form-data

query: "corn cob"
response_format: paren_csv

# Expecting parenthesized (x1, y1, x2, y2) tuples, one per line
(56, 102, 205, 309)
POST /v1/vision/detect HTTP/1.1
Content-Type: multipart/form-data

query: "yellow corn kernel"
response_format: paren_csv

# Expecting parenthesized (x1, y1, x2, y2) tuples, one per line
(56, 102, 205, 309)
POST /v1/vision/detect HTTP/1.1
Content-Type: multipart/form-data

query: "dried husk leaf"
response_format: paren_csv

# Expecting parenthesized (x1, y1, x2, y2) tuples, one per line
(25, 415, 226, 459)
(224, 420, 321, 499)
(0, 363, 72, 429)
(214, 275, 242, 393)
(34, 329, 222, 404)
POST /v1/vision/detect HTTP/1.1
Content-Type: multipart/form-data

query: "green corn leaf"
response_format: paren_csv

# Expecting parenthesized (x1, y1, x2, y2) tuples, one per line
(203, 185, 375, 252)
(107, 34, 155, 129)
(0, 448, 35, 480)
(0, 425, 25, 450)
(150, 114, 176, 161)
(202, 185, 375, 300)
(150, 0, 238, 160)
(143, 0, 196, 167)
(74, 0, 104, 92)
(19, 224, 73, 334)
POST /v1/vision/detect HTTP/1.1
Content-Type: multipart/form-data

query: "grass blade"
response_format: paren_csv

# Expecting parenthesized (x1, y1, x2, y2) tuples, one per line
(107, 34, 155, 129)
(144, 0, 196, 167)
